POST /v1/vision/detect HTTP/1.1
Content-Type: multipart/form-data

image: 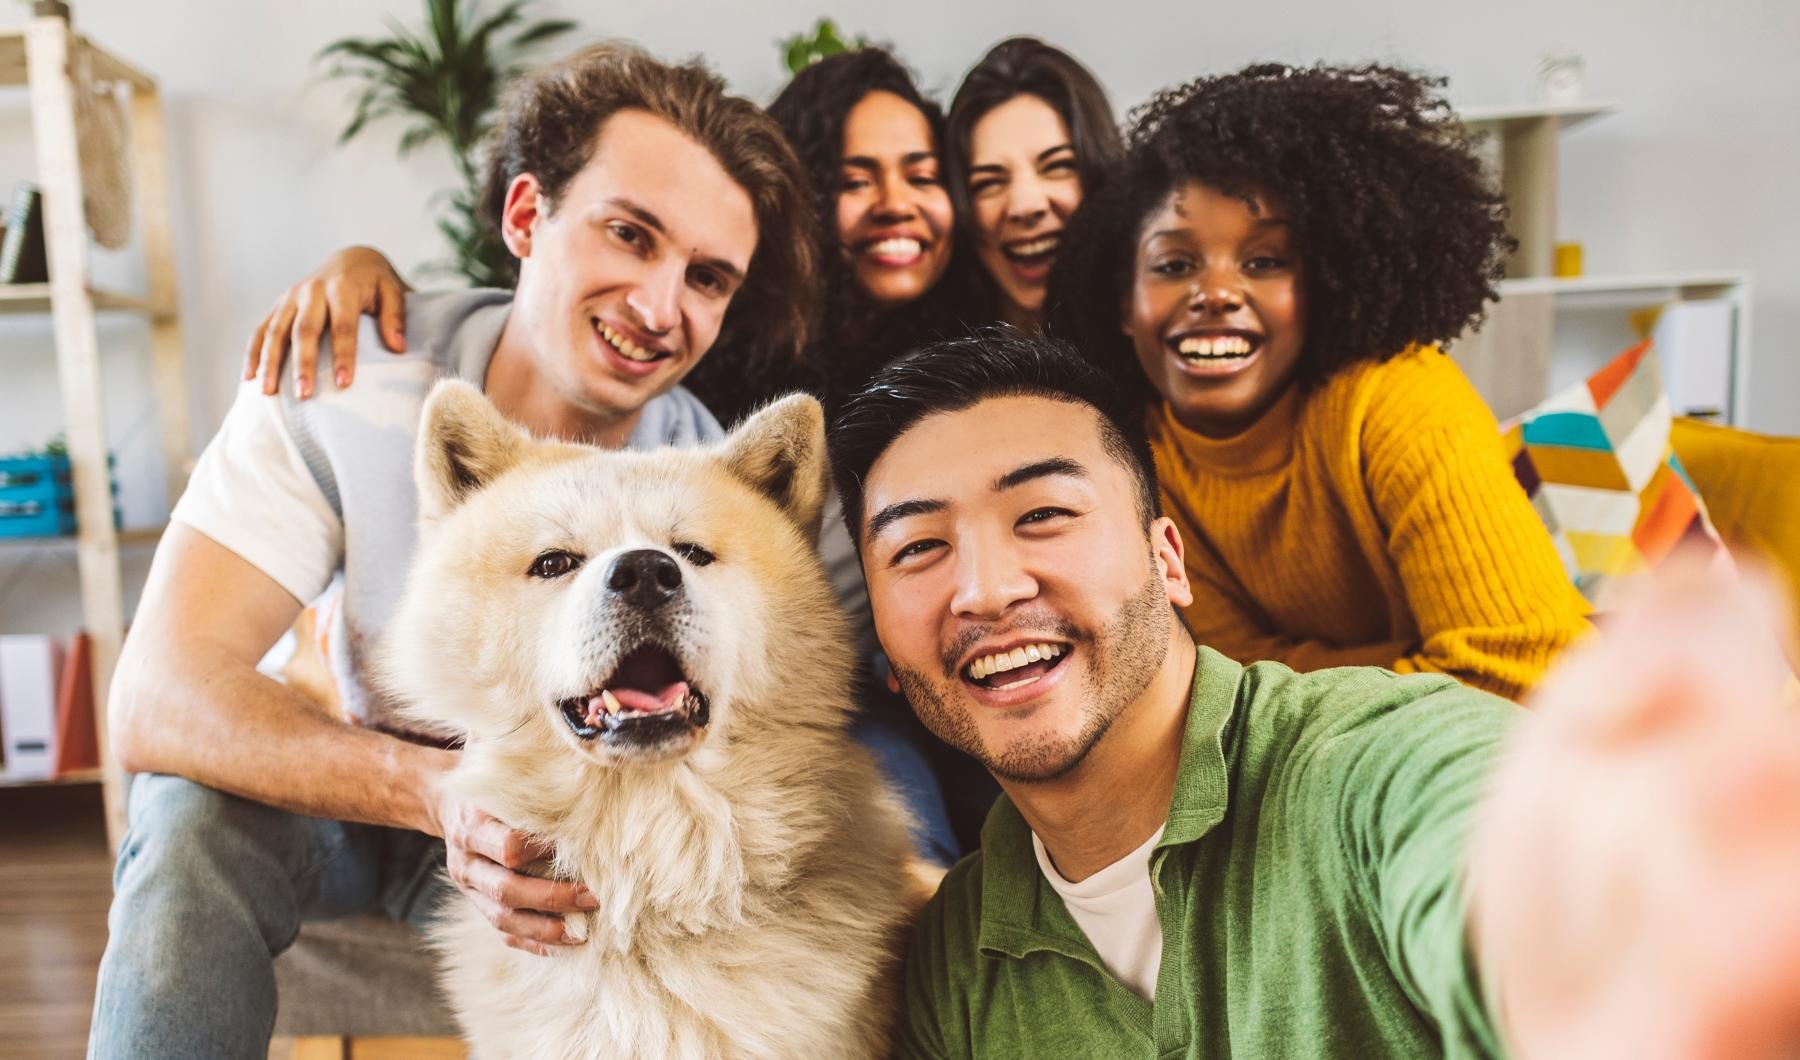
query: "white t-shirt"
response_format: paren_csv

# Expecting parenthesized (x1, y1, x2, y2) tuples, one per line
(1032, 825, 1167, 1002)
(171, 289, 722, 733)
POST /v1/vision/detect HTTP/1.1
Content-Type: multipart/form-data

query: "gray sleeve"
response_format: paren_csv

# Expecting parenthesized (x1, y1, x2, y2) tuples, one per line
(818, 490, 876, 670)
(632, 385, 725, 449)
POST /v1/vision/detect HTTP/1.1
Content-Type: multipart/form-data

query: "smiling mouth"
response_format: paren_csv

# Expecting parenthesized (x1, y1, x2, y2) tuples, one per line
(963, 641, 1070, 692)
(1000, 234, 1060, 265)
(861, 236, 926, 266)
(594, 318, 672, 364)
(557, 643, 709, 749)
(1170, 330, 1262, 363)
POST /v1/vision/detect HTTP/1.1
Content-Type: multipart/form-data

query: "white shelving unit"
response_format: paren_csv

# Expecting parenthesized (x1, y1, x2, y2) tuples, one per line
(1448, 102, 1751, 424)
(1, 14, 189, 845)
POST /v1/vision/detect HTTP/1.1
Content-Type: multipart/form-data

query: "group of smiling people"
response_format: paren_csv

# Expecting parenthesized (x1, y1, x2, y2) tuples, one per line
(249, 37, 1591, 861)
(89, 27, 1800, 1058)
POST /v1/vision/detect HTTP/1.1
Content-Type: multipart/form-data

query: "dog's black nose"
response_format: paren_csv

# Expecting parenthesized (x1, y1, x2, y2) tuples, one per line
(606, 549, 683, 608)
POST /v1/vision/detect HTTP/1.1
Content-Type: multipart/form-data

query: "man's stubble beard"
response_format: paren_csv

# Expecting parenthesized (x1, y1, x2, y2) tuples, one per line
(894, 563, 1171, 784)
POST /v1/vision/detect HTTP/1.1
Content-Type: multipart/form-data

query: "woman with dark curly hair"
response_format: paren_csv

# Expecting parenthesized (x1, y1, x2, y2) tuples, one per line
(683, 46, 983, 424)
(1048, 62, 1591, 701)
(944, 36, 1121, 329)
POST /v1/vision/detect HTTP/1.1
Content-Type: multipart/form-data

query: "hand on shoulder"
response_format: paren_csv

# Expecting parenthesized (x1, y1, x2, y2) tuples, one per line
(243, 245, 409, 399)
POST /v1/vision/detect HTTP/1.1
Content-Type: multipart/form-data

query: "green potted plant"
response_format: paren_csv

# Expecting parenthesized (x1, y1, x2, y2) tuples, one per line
(778, 18, 866, 75)
(317, 0, 575, 286)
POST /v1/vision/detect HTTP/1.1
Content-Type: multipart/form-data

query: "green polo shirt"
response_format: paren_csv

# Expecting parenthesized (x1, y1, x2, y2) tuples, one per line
(903, 645, 1518, 1058)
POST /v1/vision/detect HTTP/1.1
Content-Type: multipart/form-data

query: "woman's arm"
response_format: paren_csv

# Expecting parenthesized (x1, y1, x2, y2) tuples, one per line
(242, 245, 410, 398)
(1364, 357, 1593, 700)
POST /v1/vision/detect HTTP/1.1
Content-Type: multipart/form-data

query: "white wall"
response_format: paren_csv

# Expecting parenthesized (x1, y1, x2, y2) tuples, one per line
(2, 0, 1796, 628)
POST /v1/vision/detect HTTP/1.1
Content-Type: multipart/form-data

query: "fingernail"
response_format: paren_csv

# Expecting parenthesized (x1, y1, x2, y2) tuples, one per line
(336, 369, 349, 388)
(300, 380, 312, 399)
(577, 892, 599, 910)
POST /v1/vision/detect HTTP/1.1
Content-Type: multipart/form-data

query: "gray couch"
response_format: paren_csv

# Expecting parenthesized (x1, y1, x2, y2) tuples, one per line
(273, 915, 458, 1037)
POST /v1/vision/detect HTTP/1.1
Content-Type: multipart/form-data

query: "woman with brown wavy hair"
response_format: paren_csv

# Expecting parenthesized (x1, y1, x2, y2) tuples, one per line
(945, 37, 1123, 330)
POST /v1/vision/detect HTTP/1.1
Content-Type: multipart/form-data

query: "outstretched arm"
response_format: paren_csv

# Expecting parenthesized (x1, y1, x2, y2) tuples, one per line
(1469, 556, 1800, 1059)
(1364, 359, 1593, 700)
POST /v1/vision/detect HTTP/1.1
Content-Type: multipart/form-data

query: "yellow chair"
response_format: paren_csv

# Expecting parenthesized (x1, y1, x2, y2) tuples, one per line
(1671, 417, 1800, 645)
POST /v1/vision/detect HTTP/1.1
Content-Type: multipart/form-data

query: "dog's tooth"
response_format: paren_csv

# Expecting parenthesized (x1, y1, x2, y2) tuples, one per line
(600, 689, 623, 715)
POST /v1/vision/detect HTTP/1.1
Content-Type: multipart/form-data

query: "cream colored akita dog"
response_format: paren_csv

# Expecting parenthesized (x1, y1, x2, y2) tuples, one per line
(380, 381, 920, 1058)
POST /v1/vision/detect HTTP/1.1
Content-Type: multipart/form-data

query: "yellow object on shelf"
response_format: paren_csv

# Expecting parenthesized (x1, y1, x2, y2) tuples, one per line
(1554, 241, 1584, 277)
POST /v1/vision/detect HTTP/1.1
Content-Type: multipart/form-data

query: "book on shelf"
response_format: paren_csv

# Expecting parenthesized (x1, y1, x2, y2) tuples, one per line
(53, 631, 98, 778)
(0, 633, 63, 780)
(0, 631, 100, 780)
(1652, 299, 1736, 421)
(0, 181, 48, 285)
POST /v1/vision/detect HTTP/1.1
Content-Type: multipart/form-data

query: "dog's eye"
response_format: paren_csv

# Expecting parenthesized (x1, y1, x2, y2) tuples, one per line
(672, 542, 715, 567)
(528, 550, 584, 579)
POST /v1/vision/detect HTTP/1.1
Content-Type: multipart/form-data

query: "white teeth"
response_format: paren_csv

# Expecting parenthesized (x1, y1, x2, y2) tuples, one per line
(1177, 334, 1253, 358)
(869, 237, 922, 259)
(600, 689, 623, 715)
(1006, 236, 1059, 257)
(965, 642, 1067, 682)
(598, 321, 659, 363)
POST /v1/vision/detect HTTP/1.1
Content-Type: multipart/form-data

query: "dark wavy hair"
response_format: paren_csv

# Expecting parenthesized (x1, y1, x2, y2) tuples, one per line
(944, 37, 1123, 259)
(1046, 62, 1512, 396)
(480, 41, 819, 387)
(690, 47, 983, 424)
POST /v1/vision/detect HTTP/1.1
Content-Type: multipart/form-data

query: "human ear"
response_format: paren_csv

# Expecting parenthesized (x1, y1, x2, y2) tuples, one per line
(1150, 516, 1193, 609)
(500, 173, 544, 259)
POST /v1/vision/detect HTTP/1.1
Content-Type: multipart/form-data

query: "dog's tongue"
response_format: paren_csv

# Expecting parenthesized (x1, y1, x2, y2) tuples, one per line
(582, 681, 690, 727)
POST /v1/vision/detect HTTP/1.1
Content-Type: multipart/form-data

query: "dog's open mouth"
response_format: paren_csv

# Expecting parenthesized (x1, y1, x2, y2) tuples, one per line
(557, 643, 710, 748)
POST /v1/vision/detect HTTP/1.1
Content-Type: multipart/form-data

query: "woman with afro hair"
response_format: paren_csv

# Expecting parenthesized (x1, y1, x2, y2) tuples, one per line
(1048, 62, 1591, 701)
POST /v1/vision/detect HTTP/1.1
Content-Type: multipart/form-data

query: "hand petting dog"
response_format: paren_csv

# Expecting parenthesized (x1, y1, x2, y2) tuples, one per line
(425, 779, 598, 957)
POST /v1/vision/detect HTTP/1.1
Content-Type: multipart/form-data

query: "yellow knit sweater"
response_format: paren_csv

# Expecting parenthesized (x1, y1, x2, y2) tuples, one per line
(1148, 345, 1591, 701)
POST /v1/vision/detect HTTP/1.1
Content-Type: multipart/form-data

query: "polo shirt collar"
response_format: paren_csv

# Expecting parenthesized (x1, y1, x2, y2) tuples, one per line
(975, 642, 1241, 961)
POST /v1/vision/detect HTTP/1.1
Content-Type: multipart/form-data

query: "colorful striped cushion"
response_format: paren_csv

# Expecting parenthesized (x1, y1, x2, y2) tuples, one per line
(1502, 339, 1726, 609)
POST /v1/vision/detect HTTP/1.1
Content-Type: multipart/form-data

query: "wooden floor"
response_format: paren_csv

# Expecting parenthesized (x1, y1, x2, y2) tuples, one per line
(0, 784, 113, 1059)
(0, 784, 465, 1060)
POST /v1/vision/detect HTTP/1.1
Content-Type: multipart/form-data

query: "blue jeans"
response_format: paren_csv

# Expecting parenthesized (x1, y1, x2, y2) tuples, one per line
(87, 773, 449, 1058)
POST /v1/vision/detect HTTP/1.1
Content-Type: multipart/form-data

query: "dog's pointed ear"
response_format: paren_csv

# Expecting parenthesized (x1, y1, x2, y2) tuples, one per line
(415, 380, 531, 521)
(720, 394, 828, 541)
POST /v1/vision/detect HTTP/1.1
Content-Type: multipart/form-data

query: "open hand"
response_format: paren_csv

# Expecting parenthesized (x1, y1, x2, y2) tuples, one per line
(243, 245, 408, 398)
(427, 784, 598, 957)
(1469, 551, 1800, 1059)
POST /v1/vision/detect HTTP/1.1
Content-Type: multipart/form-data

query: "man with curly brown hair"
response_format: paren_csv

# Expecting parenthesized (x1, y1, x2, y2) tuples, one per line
(90, 42, 818, 1057)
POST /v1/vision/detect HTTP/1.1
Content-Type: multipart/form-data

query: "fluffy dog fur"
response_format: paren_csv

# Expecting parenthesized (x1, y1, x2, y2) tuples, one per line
(380, 382, 919, 1058)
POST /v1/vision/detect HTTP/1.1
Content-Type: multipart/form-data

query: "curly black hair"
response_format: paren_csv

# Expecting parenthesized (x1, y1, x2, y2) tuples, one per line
(683, 47, 984, 425)
(1046, 62, 1512, 396)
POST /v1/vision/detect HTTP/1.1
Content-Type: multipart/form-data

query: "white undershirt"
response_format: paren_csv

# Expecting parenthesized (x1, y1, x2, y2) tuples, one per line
(1031, 825, 1166, 1002)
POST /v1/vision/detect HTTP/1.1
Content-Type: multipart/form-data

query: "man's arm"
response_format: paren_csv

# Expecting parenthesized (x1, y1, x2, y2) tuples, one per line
(1287, 670, 1517, 1057)
(110, 522, 443, 829)
(113, 523, 596, 955)
(1468, 557, 1800, 1059)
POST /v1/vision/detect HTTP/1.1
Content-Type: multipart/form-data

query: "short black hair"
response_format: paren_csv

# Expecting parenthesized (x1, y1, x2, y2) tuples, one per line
(828, 328, 1160, 547)
(1047, 62, 1512, 397)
